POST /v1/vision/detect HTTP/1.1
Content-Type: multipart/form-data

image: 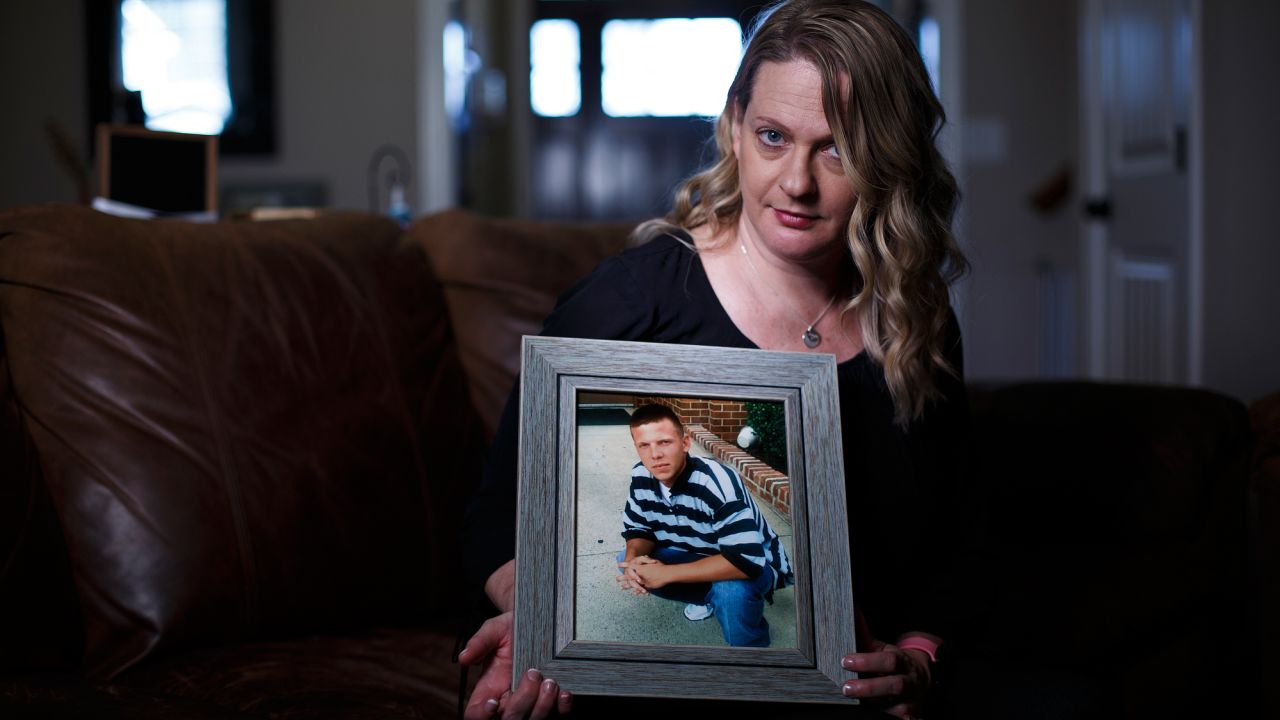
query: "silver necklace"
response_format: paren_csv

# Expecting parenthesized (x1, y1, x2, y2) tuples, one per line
(739, 242, 838, 349)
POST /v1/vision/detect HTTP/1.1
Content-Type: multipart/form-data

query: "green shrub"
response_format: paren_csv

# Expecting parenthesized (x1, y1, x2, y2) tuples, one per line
(744, 400, 787, 474)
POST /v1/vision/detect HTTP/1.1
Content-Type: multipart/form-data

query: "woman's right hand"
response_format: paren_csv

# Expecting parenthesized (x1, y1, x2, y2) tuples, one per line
(458, 611, 573, 719)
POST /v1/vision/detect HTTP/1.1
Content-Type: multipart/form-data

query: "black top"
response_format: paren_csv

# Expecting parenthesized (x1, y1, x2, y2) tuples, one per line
(463, 235, 972, 643)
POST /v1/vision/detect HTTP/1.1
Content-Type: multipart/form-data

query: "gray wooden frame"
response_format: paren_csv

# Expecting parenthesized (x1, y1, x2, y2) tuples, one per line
(514, 336, 858, 704)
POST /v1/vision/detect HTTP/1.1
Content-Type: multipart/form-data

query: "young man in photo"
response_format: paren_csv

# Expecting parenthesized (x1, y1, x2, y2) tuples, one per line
(616, 404, 793, 648)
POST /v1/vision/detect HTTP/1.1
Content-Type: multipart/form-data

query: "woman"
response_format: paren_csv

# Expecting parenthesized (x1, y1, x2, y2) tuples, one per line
(459, 1, 971, 717)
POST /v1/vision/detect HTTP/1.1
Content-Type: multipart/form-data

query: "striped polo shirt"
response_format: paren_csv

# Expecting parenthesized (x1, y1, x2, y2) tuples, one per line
(621, 455, 794, 590)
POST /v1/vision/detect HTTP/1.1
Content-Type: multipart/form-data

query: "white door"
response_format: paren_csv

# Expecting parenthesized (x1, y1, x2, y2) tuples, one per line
(1081, 0, 1197, 384)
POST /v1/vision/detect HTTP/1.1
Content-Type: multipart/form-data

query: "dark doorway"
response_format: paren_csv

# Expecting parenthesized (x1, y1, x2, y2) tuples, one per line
(529, 0, 764, 221)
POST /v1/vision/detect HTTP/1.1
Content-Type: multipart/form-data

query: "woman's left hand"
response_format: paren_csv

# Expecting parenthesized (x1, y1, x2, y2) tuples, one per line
(840, 609, 932, 718)
(841, 642, 930, 718)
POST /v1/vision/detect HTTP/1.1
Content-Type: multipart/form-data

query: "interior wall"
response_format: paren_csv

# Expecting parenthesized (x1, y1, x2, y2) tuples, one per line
(956, 0, 1079, 383)
(0, 0, 87, 209)
(0, 0, 423, 214)
(1200, 0, 1280, 404)
(219, 0, 419, 212)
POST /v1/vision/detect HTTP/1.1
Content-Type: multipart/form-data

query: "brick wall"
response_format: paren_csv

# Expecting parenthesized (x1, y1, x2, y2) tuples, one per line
(629, 396, 789, 516)
(631, 395, 748, 447)
(687, 424, 790, 518)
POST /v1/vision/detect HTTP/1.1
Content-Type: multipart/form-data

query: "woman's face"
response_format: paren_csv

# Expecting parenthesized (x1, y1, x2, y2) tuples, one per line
(732, 58, 857, 265)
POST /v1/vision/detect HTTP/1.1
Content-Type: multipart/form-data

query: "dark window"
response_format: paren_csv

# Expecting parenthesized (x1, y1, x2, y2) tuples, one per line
(528, 0, 763, 220)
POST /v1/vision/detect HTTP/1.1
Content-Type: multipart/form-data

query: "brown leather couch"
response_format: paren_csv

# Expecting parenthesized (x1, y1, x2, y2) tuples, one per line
(1251, 390, 1280, 720)
(0, 205, 1266, 718)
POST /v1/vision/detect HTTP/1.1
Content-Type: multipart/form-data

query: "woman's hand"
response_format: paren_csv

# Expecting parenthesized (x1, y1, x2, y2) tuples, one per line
(840, 609, 933, 719)
(841, 642, 931, 718)
(458, 612, 573, 719)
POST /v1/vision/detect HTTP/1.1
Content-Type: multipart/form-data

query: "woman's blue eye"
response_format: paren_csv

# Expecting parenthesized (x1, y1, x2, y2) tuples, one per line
(824, 143, 841, 159)
(758, 129, 784, 146)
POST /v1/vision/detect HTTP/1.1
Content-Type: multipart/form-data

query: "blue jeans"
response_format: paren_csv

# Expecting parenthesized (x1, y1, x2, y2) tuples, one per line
(616, 546, 774, 647)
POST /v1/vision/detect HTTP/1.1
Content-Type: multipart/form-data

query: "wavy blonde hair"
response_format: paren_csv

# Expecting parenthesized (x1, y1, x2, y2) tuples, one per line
(635, 0, 968, 425)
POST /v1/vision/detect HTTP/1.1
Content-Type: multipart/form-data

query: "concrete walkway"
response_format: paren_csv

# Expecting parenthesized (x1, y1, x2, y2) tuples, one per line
(573, 407, 797, 648)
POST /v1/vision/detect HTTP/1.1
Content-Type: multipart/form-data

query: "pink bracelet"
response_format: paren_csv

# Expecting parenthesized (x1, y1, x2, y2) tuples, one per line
(897, 637, 939, 663)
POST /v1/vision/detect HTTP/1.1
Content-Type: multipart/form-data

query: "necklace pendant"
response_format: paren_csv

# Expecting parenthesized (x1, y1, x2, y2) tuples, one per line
(802, 327, 822, 348)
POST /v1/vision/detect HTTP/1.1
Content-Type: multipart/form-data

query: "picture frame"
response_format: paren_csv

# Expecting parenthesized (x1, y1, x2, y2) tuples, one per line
(95, 124, 219, 218)
(513, 336, 858, 704)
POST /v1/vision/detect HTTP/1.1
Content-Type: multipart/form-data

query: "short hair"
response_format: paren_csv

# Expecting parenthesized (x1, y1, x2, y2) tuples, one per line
(629, 403, 685, 434)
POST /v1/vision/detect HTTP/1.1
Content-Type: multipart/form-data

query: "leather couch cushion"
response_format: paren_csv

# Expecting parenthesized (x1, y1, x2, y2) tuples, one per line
(117, 629, 462, 718)
(966, 382, 1252, 714)
(1251, 391, 1280, 719)
(0, 205, 484, 678)
(406, 209, 633, 439)
(969, 382, 1250, 648)
(0, 335, 84, 672)
(1, 629, 462, 718)
(1252, 390, 1280, 477)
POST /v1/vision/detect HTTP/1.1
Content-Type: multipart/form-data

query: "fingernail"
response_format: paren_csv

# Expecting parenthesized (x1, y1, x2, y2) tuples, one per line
(527, 668, 542, 682)
(842, 681, 862, 696)
(484, 698, 498, 714)
(543, 679, 557, 693)
(841, 656, 854, 669)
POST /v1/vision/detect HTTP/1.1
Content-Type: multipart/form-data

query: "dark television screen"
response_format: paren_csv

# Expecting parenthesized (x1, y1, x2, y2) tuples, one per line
(107, 133, 211, 213)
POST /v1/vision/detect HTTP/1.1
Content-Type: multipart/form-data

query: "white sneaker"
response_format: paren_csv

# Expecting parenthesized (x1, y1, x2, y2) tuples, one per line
(683, 603, 714, 621)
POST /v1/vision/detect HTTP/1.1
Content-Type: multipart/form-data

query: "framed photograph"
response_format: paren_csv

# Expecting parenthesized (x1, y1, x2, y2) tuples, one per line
(95, 124, 218, 217)
(513, 336, 858, 704)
